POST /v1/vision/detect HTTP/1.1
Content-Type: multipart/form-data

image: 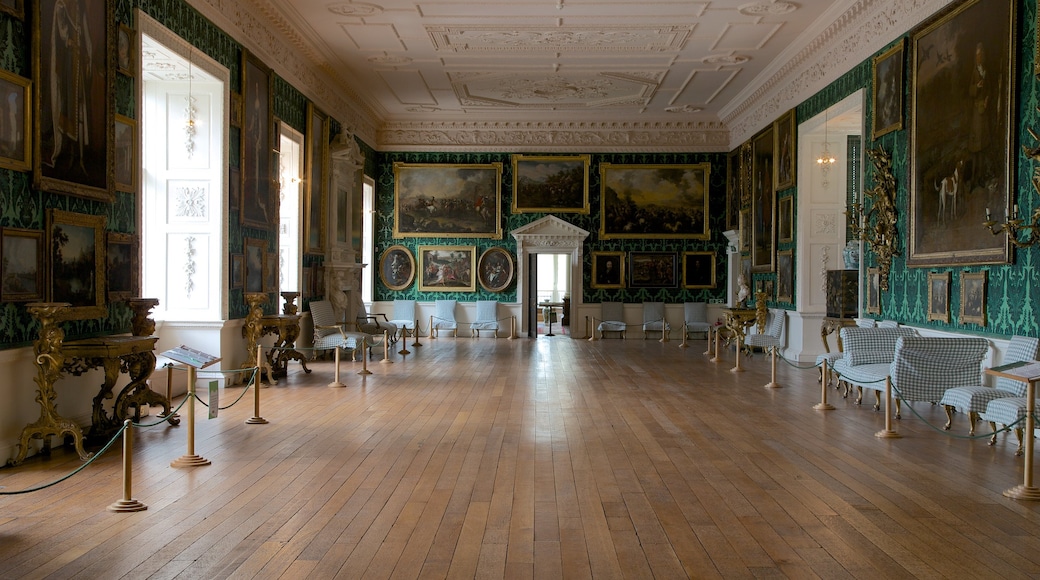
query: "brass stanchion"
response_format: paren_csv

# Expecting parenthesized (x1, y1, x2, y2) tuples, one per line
(412, 319, 423, 347)
(398, 326, 411, 355)
(256, 344, 270, 388)
(1004, 379, 1040, 499)
(710, 326, 722, 363)
(703, 326, 713, 356)
(108, 419, 147, 512)
(875, 376, 901, 438)
(659, 322, 669, 344)
(381, 331, 393, 364)
(329, 345, 346, 387)
(246, 360, 268, 424)
(679, 323, 689, 348)
(358, 337, 373, 375)
(764, 346, 781, 388)
(159, 364, 179, 421)
(171, 366, 211, 467)
(814, 359, 835, 410)
(508, 315, 517, 340)
(429, 315, 436, 339)
(587, 316, 598, 341)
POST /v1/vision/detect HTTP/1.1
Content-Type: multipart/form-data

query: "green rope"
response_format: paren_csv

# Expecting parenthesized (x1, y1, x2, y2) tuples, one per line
(194, 367, 259, 410)
(0, 422, 127, 495)
(775, 349, 824, 370)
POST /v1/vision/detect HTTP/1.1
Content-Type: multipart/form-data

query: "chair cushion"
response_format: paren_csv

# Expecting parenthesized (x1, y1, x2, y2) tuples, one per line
(434, 300, 458, 329)
(598, 321, 626, 332)
(831, 360, 890, 391)
(839, 327, 917, 366)
(939, 386, 1012, 414)
(981, 397, 1033, 427)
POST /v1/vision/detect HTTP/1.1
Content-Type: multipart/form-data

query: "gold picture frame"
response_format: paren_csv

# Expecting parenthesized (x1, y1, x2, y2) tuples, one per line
(590, 251, 625, 289)
(379, 244, 415, 291)
(114, 114, 136, 192)
(927, 271, 951, 323)
(477, 247, 514, 292)
(778, 196, 793, 244)
(773, 108, 796, 190)
(305, 103, 329, 254)
(960, 270, 987, 326)
(599, 163, 710, 239)
(418, 246, 476, 292)
(1, 227, 43, 301)
(106, 232, 138, 301)
(0, 69, 30, 172)
(776, 250, 793, 303)
(682, 251, 715, 289)
(394, 163, 503, 238)
(872, 38, 905, 140)
(47, 209, 107, 318)
(751, 127, 775, 273)
(726, 149, 742, 232)
(117, 24, 134, 76)
(34, 0, 114, 201)
(240, 50, 275, 229)
(511, 154, 590, 214)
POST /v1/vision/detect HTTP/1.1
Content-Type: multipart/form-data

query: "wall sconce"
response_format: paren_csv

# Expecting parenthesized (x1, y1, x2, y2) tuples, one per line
(983, 127, 1040, 247)
(847, 146, 898, 291)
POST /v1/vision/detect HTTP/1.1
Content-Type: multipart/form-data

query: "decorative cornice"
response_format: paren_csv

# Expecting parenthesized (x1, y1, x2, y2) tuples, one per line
(724, 0, 952, 145)
(378, 121, 729, 153)
(184, 0, 379, 142)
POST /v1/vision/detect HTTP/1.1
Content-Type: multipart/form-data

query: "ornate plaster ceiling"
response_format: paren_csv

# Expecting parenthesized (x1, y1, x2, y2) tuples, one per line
(185, 0, 949, 151)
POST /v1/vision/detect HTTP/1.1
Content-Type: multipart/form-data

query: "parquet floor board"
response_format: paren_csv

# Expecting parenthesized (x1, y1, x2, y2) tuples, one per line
(3, 336, 1040, 578)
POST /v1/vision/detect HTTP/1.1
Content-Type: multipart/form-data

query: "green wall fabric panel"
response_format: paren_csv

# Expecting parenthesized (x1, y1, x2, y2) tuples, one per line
(373, 151, 729, 304)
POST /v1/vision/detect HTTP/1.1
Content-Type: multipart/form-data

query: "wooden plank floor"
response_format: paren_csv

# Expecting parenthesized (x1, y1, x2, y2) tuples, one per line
(3, 335, 1040, 579)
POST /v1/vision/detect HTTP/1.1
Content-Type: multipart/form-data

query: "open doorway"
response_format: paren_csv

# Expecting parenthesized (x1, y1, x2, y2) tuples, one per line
(533, 253, 570, 336)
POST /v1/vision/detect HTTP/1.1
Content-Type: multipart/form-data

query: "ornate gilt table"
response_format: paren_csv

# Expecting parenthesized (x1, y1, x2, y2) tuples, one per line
(10, 299, 167, 466)
(722, 307, 759, 373)
(242, 292, 311, 380)
(820, 317, 857, 353)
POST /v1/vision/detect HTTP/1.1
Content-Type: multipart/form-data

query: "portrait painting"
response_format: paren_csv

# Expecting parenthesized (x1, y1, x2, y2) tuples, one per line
(240, 51, 275, 229)
(751, 127, 775, 272)
(776, 250, 793, 303)
(927, 271, 951, 323)
(243, 237, 265, 293)
(909, 0, 1014, 267)
(114, 115, 136, 192)
(230, 253, 244, 290)
(591, 251, 625, 290)
(1, 227, 43, 301)
(866, 267, 881, 314)
(379, 245, 415, 291)
(682, 251, 715, 289)
(0, 70, 29, 172)
(629, 252, 677, 289)
(756, 278, 775, 302)
(726, 149, 741, 232)
(599, 163, 710, 240)
(117, 24, 134, 76)
(872, 39, 905, 140)
(774, 109, 796, 191)
(418, 246, 476, 292)
(778, 196, 793, 243)
(477, 247, 514, 293)
(394, 163, 502, 238)
(511, 154, 590, 213)
(0, 0, 25, 20)
(305, 104, 328, 254)
(106, 232, 137, 301)
(960, 270, 986, 325)
(34, 0, 113, 201)
(47, 209, 106, 318)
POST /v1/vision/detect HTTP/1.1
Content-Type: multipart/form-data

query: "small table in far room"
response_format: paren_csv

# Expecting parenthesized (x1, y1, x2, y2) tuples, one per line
(538, 301, 563, 337)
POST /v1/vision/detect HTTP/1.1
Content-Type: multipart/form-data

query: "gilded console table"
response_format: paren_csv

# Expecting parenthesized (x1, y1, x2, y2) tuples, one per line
(10, 300, 167, 465)
(820, 317, 857, 353)
(242, 292, 311, 380)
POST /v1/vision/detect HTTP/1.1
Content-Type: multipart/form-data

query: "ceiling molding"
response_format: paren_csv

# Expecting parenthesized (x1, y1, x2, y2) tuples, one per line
(378, 121, 729, 153)
(724, 0, 954, 146)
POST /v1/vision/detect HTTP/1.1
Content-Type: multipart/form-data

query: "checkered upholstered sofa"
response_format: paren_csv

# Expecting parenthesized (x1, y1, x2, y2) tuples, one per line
(831, 326, 918, 406)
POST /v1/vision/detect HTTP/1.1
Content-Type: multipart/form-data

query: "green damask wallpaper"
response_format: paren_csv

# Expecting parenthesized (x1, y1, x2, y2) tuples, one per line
(372, 151, 729, 305)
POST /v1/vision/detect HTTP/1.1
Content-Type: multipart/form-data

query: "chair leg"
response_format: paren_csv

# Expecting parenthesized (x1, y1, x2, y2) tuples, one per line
(1015, 428, 1025, 456)
(989, 422, 999, 446)
(943, 405, 954, 431)
(968, 412, 978, 436)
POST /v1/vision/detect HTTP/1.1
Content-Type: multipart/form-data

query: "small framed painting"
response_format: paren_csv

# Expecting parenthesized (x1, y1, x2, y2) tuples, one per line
(629, 252, 677, 289)
(778, 196, 793, 243)
(243, 237, 266, 293)
(379, 244, 415, 291)
(927, 271, 950, 323)
(960, 270, 986, 326)
(776, 250, 793, 303)
(0, 69, 30, 172)
(591, 251, 625, 289)
(681, 251, 715, 289)
(0, 227, 43, 301)
(230, 254, 244, 290)
(106, 232, 137, 301)
(114, 114, 136, 192)
(477, 247, 514, 292)
(418, 245, 476, 292)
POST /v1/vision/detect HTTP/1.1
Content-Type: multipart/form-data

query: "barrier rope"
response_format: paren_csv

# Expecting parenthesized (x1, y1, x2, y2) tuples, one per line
(0, 421, 127, 495)
(192, 367, 260, 410)
(773, 349, 826, 370)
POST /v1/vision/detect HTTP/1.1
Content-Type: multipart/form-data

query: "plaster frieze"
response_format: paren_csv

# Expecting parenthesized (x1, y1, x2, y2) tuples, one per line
(378, 122, 729, 153)
(185, 0, 379, 144)
(725, 0, 953, 145)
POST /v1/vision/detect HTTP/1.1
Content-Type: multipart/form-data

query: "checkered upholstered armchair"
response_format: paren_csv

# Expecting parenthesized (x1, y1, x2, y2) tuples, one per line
(940, 335, 1038, 434)
(682, 302, 710, 340)
(597, 302, 627, 339)
(886, 336, 988, 418)
(310, 300, 364, 360)
(746, 308, 785, 353)
(831, 326, 918, 404)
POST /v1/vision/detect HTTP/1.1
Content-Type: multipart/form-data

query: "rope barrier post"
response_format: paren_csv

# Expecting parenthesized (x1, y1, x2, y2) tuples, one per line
(429, 315, 436, 340)
(814, 359, 835, 410)
(710, 326, 722, 363)
(160, 364, 179, 421)
(764, 346, 781, 388)
(679, 323, 689, 349)
(246, 364, 268, 425)
(358, 337, 373, 375)
(659, 320, 668, 344)
(108, 419, 147, 512)
(381, 331, 393, 364)
(412, 319, 423, 347)
(398, 326, 411, 355)
(587, 316, 598, 342)
(508, 315, 517, 340)
(730, 333, 745, 373)
(256, 344, 270, 388)
(1005, 379, 1040, 499)
(703, 326, 712, 355)
(329, 345, 346, 387)
(171, 366, 211, 467)
(875, 376, 901, 439)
